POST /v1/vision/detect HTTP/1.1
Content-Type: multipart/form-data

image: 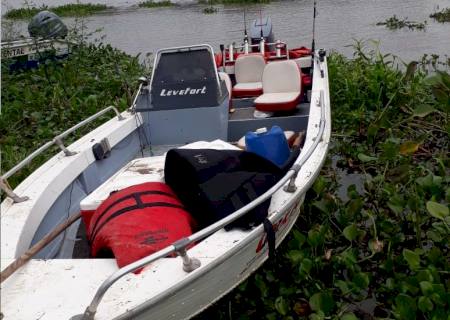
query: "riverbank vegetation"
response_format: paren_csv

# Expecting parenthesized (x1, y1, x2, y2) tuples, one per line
(1, 43, 145, 187)
(3, 3, 111, 19)
(376, 15, 427, 30)
(199, 0, 270, 4)
(430, 7, 450, 23)
(1, 40, 449, 318)
(138, 1, 175, 8)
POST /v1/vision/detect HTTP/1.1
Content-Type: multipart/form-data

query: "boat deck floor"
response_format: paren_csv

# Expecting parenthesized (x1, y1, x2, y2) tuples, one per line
(227, 97, 311, 141)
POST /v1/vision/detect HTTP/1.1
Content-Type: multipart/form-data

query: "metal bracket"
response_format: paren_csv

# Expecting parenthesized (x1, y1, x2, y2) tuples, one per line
(53, 137, 77, 156)
(0, 178, 29, 203)
(69, 308, 95, 320)
(283, 165, 301, 193)
(176, 245, 201, 273)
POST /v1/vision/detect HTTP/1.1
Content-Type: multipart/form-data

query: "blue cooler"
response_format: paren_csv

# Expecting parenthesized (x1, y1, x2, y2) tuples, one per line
(245, 126, 290, 167)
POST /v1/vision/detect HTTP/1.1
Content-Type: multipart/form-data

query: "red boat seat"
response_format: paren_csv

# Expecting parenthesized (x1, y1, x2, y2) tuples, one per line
(232, 54, 265, 98)
(87, 182, 196, 271)
(255, 60, 301, 112)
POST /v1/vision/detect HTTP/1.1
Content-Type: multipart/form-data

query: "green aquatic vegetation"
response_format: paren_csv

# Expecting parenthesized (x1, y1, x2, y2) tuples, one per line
(430, 7, 450, 23)
(138, 1, 175, 8)
(199, 0, 270, 4)
(377, 15, 427, 30)
(4, 3, 110, 20)
(203, 7, 219, 14)
(194, 43, 449, 319)
(1, 42, 146, 187)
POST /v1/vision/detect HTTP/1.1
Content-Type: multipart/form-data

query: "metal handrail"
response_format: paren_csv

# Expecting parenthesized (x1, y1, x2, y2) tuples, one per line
(0, 106, 124, 202)
(222, 40, 289, 65)
(148, 44, 222, 97)
(75, 56, 328, 320)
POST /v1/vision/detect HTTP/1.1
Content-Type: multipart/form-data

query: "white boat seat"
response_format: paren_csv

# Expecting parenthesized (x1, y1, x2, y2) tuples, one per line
(255, 60, 301, 112)
(232, 54, 265, 97)
(233, 81, 263, 91)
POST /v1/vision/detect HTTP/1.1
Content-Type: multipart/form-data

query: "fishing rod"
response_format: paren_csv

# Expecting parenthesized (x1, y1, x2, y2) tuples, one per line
(310, 0, 317, 77)
(259, 8, 264, 39)
(311, 0, 317, 55)
(243, 8, 248, 42)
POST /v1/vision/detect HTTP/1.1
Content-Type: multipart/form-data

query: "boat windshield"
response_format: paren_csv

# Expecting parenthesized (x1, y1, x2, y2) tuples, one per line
(151, 48, 220, 110)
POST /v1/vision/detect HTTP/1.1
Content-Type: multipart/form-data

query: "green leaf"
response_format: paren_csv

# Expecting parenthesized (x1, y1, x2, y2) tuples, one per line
(353, 272, 370, 289)
(307, 228, 324, 247)
(287, 250, 304, 265)
(309, 292, 335, 315)
(403, 249, 421, 270)
(291, 230, 306, 248)
(420, 281, 433, 296)
(343, 224, 359, 241)
(313, 176, 327, 195)
(341, 313, 358, 320)
(357, 153, 378, 162)
(413, 104, 435, 117)
(274, 296, 289, 316)
(418, 296, 434, 312)
(299, 258, 313, 275)
(395, 294, 417, 319)
(426, 201, 449, 220)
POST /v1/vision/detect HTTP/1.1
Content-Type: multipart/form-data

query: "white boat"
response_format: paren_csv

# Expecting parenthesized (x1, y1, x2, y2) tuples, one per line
(0, 21, 331, 320)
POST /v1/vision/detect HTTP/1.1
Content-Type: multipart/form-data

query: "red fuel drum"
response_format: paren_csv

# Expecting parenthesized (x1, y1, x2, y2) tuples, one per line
(87, 182, 196, 269)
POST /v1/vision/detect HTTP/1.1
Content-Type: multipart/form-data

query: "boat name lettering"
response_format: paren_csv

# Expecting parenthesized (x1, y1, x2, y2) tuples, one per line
(160, 86, 207, 97)
(2, 48, 25, 58)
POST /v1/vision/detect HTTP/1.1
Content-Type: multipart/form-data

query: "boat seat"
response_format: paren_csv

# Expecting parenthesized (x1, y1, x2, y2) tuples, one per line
(255, 60, 301, 112)
(232, 54, 265, 98)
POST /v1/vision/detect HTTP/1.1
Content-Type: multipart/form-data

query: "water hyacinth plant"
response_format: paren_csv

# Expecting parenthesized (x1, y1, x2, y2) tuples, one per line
(194, 42, 449, 319)
(430, 7, 450, 23)
(376, 15, 427, 30)
(1, 42, 146, 188)
(3, 3, 111, 19)
(138, 1, 175, 8)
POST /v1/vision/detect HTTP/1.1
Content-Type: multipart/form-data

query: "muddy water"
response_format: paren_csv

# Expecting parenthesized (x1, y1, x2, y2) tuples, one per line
(2, 0, 450, 62)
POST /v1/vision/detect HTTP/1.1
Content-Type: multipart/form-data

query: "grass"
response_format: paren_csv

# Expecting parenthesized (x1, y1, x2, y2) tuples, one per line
(430, 7, 450, 23)
(4, 3, 111, 20)
(377, 15, 427, 30)
(138, 1, 175, 8)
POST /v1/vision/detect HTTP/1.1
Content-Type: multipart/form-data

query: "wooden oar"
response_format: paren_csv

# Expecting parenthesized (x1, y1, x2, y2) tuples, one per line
(1, 212, 81, 283)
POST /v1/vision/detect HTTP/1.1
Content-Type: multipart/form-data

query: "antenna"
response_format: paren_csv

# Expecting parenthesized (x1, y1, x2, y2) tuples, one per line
(243, 8, 248, 42)
(311, 0, 317, 55)
(259, 9, 264, 39)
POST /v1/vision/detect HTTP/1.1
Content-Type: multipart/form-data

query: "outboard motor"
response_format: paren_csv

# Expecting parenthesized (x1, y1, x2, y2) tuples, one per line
(28, 11, 68, 39)
(249, 17, 274, 51)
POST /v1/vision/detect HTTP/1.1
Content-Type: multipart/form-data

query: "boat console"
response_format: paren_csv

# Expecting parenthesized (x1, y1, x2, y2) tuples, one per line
(135, 44, 230, 145)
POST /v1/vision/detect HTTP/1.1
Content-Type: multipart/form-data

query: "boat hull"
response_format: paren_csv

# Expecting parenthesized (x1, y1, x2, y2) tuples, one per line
(120, 197, 304, 320)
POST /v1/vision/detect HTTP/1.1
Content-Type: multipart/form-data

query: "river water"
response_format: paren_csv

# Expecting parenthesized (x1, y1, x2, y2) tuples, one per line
(2, 0, 450, 62)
